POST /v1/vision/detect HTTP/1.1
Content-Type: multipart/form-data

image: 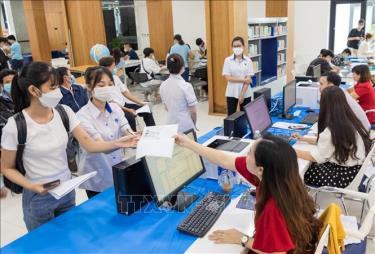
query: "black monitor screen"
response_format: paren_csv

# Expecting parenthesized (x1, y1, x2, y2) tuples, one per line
(243, 95, 272, 135)
(283, 80, 296, 114)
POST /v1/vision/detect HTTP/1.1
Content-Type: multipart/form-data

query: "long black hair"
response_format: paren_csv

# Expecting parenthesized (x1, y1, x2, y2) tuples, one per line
(112, 48, 122, 65)
(56, 67, 69, 86)
(254, 136, 321, 253)
(11, 62, 53, 112)
(174, 34, 185, 45)
(318, 86, 371, 164)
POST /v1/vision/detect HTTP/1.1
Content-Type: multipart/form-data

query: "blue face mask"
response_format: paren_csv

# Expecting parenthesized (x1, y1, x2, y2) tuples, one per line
(112, 68, 117, 76)
(3, 83, 11, 94)
(70, 75, 76, 85)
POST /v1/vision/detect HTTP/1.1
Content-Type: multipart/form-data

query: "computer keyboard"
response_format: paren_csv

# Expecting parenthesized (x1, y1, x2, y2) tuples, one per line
(177, 192, 231, 237)
(300, 112, 319, 125)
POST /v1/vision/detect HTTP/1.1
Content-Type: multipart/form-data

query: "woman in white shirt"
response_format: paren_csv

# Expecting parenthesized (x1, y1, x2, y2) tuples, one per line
(77, 68, 130, 198)
(140, 47, 168, 88)
(358, 33, 374, 57)
(222, 36, 253, 115)
(160, 54, 198, 132)
(1, 62, 138, 231)
(292, 86, 371, 188)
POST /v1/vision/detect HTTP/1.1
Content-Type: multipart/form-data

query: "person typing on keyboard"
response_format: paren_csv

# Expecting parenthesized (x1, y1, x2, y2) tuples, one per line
(175, 134, 321, 254)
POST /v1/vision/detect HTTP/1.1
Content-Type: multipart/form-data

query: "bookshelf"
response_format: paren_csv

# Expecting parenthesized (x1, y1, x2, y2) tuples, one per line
(248, 17, 287, 87)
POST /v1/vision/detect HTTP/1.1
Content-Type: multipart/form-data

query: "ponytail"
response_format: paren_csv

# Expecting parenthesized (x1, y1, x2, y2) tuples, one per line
(174, 34, 185, 45)
(11, 61, 53, 112)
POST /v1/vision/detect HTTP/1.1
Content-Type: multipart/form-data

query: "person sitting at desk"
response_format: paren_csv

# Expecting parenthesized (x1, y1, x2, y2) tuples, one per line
(195, 38, 207, 58)
(1, 61, 138, 231)
(174, 134, 321, 254)
(77, 67, 132, 199)
(358, 33, 374, 58)
(123, 42, 139, 84)
(349, 64, 375, 125)
(306, 49, 335, 76)
(57, 67, 88, 113)
(160, 54, 198, 133)
(112, 48, 126, 81)
(331, 48, 351, 67)
(99, 57, 156, 131)
(140, 47, 168, 88)
(292, 86, 371, 188)
(319, 71, 370, 130)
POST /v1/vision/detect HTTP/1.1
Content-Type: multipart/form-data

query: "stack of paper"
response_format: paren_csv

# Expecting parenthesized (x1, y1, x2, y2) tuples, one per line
(272, 121, 309, 130)
(48, 172, 97, 200)
(136, 125, 178, 159)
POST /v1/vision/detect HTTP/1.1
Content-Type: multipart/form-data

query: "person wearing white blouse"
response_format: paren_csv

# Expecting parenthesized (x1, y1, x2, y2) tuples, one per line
(291, 86, 371, 188)
(140, 47, 168, 88)
(1, 62, 138, 231)
(77, 67, 131, 198)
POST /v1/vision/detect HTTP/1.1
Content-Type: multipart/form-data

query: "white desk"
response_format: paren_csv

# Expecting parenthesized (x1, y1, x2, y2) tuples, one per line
(123, 59, 141, 68)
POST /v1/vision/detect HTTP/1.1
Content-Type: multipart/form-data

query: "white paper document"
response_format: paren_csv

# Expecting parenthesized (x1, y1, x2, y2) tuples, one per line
(136, 104, 151, 114)
(48, 172, 97, 200)
(272, 121, 309, 130)
(136, 124, 178, 159)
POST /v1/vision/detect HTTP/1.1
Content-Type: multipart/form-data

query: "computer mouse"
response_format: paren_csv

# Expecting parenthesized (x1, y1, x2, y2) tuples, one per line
(250, 189, 256, 197)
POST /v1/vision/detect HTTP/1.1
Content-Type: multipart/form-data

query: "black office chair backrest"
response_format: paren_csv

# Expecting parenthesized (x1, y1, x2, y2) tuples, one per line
(130, 67, 150, 83)
(194, 67, 207, 80)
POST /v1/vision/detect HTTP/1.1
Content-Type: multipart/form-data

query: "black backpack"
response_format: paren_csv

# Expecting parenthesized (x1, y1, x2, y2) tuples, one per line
(0, 97, 15, 138)
(4, 105, 70, 194)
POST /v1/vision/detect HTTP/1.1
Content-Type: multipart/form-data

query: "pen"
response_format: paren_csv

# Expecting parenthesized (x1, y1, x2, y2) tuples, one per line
(126, 129, 136, 136)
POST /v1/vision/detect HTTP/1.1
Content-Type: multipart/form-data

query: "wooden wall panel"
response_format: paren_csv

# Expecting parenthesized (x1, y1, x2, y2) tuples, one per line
(146, 0, 173, 61)
(205, 0, 248, 114)
(65, 0, 106, 66)
(23, 0, 51, 61)
(266, 0, 288, 17)
(44, 0, 68, 51)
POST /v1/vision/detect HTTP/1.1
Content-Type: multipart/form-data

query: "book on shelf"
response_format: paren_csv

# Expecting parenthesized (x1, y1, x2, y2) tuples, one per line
(278, 66, 287, 77)
(249, 44, 258, 55)
(278, 40, 285, 50)
(277, 53, 286, 64)
(252, 61, 259, 72)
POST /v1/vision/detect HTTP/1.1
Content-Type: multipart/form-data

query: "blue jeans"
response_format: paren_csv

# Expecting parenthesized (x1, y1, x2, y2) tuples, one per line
(22, 188, 76, 231)
(10, 59, 23, 72)
(182, 67, 190, 82)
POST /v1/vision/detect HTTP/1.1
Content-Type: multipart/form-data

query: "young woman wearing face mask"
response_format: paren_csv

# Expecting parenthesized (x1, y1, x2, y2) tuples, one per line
(140, 47, 168, 87)
(1, 62, 139, 231)
(174, 134, 321, 254)
(160, 54, 198, 132)
(222, 36, 254, 116)
(77, 67, 131, 199)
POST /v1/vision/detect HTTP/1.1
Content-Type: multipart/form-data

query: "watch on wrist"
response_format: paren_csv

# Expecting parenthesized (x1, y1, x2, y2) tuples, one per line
(240, 234, 250, 247)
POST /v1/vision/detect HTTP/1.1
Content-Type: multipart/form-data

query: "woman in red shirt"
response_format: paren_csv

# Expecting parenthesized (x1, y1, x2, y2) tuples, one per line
(350, 65, 375, 124)
(175, 135, 322, 254)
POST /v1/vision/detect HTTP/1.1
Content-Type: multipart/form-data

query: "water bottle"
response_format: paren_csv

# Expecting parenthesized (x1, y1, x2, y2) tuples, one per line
(253, 130, 262, 140)
(218, 168, 236, 193)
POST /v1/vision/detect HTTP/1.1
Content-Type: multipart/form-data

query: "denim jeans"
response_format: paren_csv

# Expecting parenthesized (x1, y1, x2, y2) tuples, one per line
(22, 188, 76, 231)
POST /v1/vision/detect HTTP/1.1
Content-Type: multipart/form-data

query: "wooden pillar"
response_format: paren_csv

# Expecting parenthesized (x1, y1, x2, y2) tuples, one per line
(205, 0, 248, 114)
(64, 0, 106, 66)
(146, 0, 173, 61)
(23, 0, 51, 61)
(266, 0, 295, 82)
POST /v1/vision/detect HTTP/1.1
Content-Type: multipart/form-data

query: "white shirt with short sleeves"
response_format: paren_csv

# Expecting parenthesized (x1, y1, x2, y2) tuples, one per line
(1, 105, 79, 184)
(160, 74, 198, 132)
(310, 128, 366, 166)
(222, 54, 254, 98)
(77, 101, 129, 192)
(112, 75, 133, 105)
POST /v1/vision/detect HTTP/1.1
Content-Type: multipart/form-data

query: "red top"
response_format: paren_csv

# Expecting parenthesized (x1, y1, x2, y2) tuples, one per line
(235, 157, 295, 253)
(355, 81, 375, 124)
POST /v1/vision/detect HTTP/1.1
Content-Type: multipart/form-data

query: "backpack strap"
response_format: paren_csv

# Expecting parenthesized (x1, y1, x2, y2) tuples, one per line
(141, 59, 154, 79)
(14, 112, 27, 176)
(55, 104, 70, 133)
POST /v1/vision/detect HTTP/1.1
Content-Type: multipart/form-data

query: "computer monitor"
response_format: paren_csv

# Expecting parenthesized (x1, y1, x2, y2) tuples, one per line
(243, 95, 272, 138)
(281, 80, 296, 119)
(143, 129, 205, 211)
(313, 64, 321, 79)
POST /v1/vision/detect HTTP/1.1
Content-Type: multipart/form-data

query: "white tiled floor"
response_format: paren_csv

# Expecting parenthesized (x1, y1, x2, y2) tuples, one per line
(1, 100, 374, 253)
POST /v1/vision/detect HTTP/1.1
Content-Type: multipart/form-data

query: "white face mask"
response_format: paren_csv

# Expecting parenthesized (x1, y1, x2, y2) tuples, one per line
(93, 86, 113, 102)
(39, 88, 63, 108)
(233, 47, 243, 56)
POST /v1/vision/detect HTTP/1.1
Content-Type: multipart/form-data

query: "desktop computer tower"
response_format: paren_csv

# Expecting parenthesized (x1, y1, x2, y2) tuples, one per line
(254, 88, 271, 110)
(112, 157, 153, 215)
(224, 111, 247, 138)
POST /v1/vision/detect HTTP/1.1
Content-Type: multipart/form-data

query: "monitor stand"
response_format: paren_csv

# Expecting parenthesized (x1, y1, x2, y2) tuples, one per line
(168, 191, 199, 212)
(279, 113, 294, 120)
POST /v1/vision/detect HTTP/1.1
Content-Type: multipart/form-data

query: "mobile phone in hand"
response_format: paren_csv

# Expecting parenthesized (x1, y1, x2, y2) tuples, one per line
(43, 179, 60, 190)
